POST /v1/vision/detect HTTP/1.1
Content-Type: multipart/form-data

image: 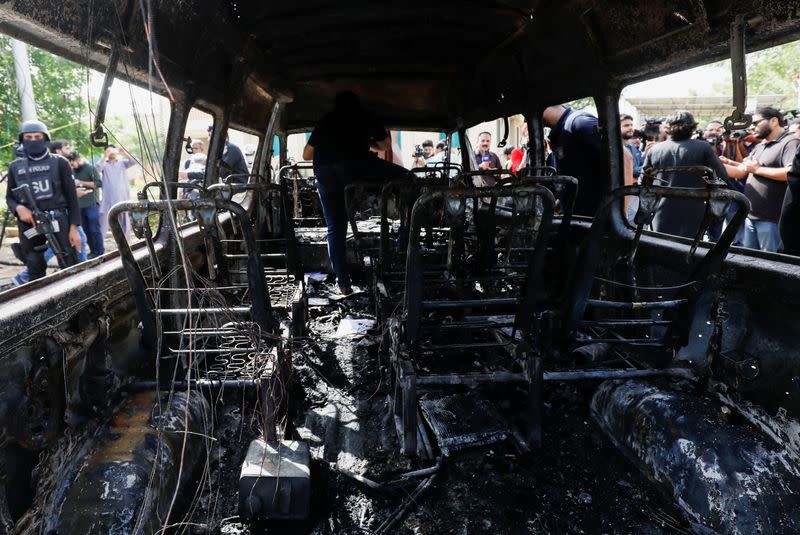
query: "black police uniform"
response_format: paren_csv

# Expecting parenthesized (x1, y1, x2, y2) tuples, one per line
(5, 153, 81, 280)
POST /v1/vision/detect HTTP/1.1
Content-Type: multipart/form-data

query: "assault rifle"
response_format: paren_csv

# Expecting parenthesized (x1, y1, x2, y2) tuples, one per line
(11, 184, 77, 268)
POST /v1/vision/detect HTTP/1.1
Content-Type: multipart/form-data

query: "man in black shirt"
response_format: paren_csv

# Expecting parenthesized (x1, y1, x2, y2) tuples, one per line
(302, 91, 409, 293)
(643, 111, 730, 239)
(723, 107, 800, 252)
(5, 120, 81, 280)
(780, 146, 800, 255)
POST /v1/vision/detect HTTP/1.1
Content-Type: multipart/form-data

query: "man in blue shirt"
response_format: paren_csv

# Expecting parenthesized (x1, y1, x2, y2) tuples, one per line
(543, 105, 605, 217)
(207, 126, 250, 183)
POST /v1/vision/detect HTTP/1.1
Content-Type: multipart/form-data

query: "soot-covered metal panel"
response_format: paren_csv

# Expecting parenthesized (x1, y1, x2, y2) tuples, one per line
(592, 380, 800, 533)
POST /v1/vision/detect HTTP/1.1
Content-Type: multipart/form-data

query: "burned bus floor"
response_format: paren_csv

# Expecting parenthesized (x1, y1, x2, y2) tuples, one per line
(190, 281, 691, 535)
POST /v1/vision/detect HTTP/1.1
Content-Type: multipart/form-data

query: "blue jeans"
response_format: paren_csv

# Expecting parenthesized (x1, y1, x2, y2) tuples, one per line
(742, 218, 781, 252)
(315, 157, 409, 287)
(721, 203, 745, 246)
(18, 226, 87, 282)
(81, 204, 105, 258)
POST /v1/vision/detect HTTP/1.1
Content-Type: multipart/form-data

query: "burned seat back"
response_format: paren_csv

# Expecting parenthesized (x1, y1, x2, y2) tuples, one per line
(562, 172, 750, 367)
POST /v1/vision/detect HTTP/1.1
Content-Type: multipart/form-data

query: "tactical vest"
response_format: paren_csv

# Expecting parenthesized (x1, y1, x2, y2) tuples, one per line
(10, 154, 66, 211)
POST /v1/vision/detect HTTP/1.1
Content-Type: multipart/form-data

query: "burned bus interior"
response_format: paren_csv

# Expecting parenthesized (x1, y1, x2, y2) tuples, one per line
(2, 0, 800, 533)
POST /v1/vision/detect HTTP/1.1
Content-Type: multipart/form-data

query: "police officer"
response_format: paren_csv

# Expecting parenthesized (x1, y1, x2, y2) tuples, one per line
(5, 120, 81, 280)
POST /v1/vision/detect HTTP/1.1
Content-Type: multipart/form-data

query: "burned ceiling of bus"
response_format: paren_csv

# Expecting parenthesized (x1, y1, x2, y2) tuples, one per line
(1, 0, 800, 130)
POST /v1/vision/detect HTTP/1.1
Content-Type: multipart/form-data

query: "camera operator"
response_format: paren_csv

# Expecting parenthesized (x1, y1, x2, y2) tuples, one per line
(703, 121, 725, 156)
(424, 141, 445, 165)
(641, 118, 666, 158)
(722, 107, 800, 252)
(5, 120, 81, 281)
(718, 128, 752, 162)
(412, 139, 435, 168)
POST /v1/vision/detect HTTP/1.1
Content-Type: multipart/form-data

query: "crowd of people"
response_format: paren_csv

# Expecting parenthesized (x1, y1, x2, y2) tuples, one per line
(4, 120, 135, 284)
(410, 129, 529, 178)
(302, 92, 800, 295)
(457, 104, 800, 255)
(6, 97, 800, 291)
(620, 107, 800, 253)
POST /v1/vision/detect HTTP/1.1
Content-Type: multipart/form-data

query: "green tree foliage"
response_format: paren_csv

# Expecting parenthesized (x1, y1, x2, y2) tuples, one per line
(564, 97, 596, 111)
(0, 36, 91, 166)
(706, 41, 799, 110)
(746, 41, 800, 110)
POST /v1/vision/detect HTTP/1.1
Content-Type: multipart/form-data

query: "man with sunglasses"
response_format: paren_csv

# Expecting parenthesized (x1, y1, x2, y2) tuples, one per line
(722, 107, 800, 252)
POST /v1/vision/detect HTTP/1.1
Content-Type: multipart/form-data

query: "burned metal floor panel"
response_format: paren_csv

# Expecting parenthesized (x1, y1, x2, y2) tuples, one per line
(419, 394, 509, 456)
(219, 281, 692, 534)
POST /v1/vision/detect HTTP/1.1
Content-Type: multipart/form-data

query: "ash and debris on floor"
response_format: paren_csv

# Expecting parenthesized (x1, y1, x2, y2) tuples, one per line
(216, 275, 689, 534)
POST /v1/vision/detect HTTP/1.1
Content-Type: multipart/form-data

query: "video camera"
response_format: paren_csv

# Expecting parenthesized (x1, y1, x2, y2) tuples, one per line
(413, 144, 424, 158)
(723, 129, 748, 141)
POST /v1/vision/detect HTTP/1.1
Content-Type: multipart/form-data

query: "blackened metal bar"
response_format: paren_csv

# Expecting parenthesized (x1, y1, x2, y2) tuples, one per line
(228, 269, 288, 274)
(421, 297, 519, 309)
(543, 368, 694, 381)
(224, 253, 285, 259)
(578, 319, 672, 327)
(573, 338, 663, 345)
(420, 341, 512, 352)
(219, 239, 285, 243)
(416, 371, 526, 385)
(421, 321, 515, 331)
(586, 298, 686, 310)
(402, 365, 417, 455)
(728, 14, 749, 130)
(162, 330, 243, 335)
(148, 285, 249, 291)
(108, 210, 157, 346)
(528, 351, 543, 448)
(415, 419, 435, 462)
(398, 461, 440, 480)
(168, 348, 258, 354)
(156, 307, 250, 315)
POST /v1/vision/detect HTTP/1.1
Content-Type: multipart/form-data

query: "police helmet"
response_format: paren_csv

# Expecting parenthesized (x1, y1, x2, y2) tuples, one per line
(18, 120, 51, 142)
